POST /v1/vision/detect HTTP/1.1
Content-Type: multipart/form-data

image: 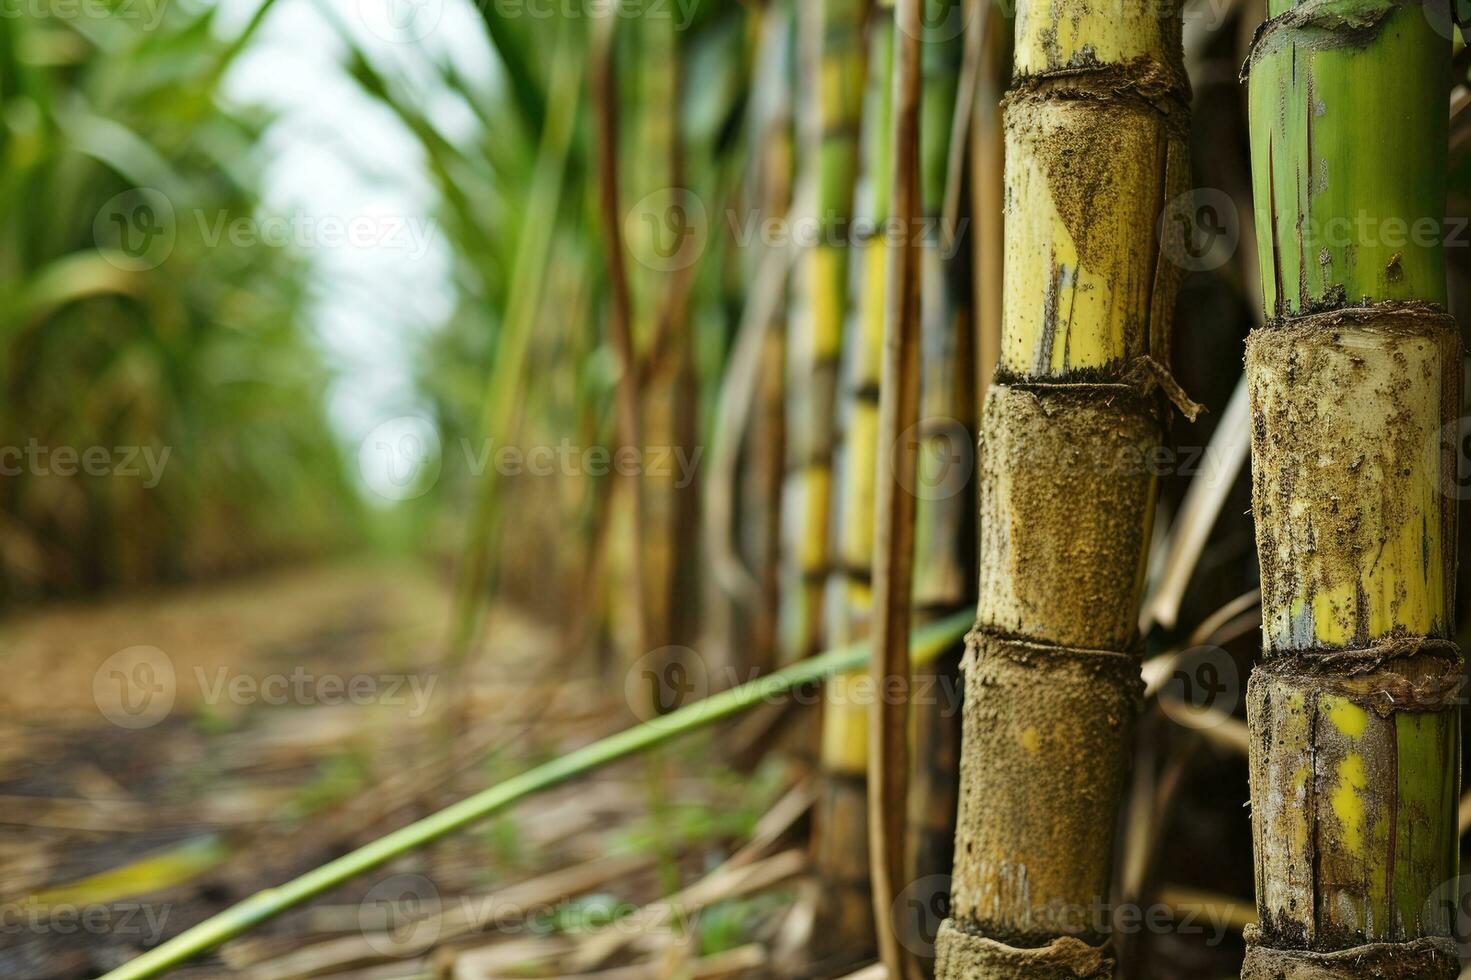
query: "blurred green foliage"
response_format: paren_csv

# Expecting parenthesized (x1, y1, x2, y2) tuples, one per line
(333, 1, 753, 589)
(0, 3, 359, 601)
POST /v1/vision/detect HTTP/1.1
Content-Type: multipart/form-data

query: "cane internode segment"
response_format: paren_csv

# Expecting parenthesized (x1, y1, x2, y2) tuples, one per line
(1242, 2, 1463, 976)
(1247, 308, 1460, 655)
(938, 0, 1190, 973)
(1246, 0, 1450, 319)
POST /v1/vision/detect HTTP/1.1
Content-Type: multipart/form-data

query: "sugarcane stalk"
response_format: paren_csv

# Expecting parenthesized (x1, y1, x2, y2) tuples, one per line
(868, 0, 924, 974)
(632, 16, 697, 660)
(812, 0, 891, 965)
(737, 0, 796, 679)
(443, 25, 582, 674)
(779, 0, 868, 667)
(936, 0, 1191, 974)
(907, 6, 974, 973)
(1241, 3, 1462, 976)
(779, 0, 869, 957)
(970, 7, 1006, 392)
(592, 9, 652, 720)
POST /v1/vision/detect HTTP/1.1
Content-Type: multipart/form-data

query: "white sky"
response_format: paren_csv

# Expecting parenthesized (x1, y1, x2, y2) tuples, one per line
(215, 0, 496, 500)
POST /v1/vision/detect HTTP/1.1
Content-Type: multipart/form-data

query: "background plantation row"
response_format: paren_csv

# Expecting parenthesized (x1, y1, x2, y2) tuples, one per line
(5, 0, 1471, 978)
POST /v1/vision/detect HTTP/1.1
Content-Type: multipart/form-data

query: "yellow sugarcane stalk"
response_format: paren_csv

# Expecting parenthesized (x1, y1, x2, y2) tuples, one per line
(936, 0, 1191, 974)
(780, 0, 868, 668)
(812, 0, 890, 965)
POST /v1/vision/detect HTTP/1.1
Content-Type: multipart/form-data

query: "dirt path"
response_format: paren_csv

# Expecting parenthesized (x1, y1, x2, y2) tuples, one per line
(0, 564, 802, 980)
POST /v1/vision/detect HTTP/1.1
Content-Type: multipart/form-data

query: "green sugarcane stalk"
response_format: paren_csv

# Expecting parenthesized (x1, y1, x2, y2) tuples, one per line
(99, 612, 972, 980)
(1241, 2, 1462, 976)
(444, 27, 582, 671)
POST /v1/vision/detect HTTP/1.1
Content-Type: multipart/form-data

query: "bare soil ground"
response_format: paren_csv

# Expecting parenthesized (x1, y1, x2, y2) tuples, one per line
(0, 564, 808, 980)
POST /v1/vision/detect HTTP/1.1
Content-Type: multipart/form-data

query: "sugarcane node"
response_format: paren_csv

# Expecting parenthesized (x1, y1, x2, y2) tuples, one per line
(813, 765, 877, 965)
(1006, 66, 1191, 134)
(935, 919, 1114, 980)
(783, 447, 838, 478)
(1251, 647, 1464, 716)
(1255, 299, 1456, 332)
(961, 629, 1146, 675)
(1241, 0, 1435, 82)
(1241, 930, 1458, 980)
(990, 372, 1163, 396)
